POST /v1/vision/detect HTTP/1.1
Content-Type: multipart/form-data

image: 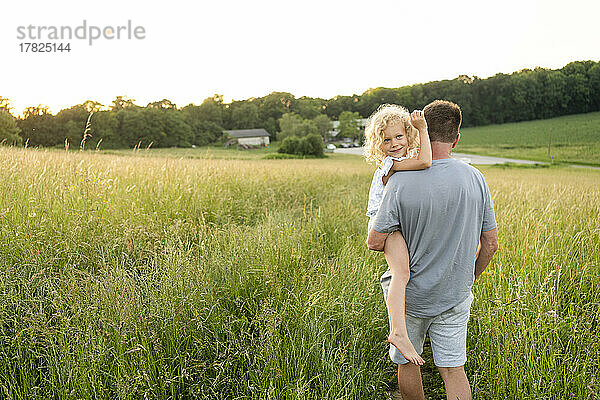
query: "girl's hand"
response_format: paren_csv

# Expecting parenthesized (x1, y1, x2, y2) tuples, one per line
(410, 110, 427, 132)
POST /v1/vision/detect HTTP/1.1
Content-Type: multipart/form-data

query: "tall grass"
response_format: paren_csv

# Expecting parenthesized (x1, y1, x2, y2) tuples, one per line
(0, 147, 598, 399)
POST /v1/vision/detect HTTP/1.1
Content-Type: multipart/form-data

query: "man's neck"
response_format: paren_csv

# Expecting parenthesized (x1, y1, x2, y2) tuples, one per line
(431, 141, 453, 160)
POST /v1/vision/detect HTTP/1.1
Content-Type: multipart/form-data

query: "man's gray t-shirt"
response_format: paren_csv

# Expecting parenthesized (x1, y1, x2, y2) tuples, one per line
(372, 158, 496, 318)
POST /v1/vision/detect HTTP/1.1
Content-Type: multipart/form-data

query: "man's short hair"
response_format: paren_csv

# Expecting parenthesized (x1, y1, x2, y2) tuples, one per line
(423, 100, 462, 143)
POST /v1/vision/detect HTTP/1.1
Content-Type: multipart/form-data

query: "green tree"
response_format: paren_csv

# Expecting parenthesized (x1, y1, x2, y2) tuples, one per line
(110, 96, 138, 111)
(278, 113, 302, 139)
(357, 88, 400, 117)
(140, 108, 168, 146)
(510, 71, 538, 122)
(313, 114, 332, 138)
(395, 87, 414, 112)
(0, 110, 22, 145)
(116, 108, 148, 147)
(325, 95, 355, 119)
(196, 95, 224, 126)
(589, 63, 600, 110)
(410, 84, 427, 110)
(533, 69, 569, 118)
(17, 105, 58, 147)
(258, 92, 295, 132)
(92, 111, 120, 148)
(231, 103, 260, 129)
(147, 99, 177, 110)
(160, 110, 193, 147)
(337, 111, 362, 140)
(293, 97, 325, 119)
(196, 121, 223, 145)
(55, 104, 89, 145)
(278, 113, 317, 140)
(263, 117, 278, 137)
(0, 97, 13, 115)
(305, 133, 324, 157)
(82, 100, 104, 113)
(182, 104, 224, 145)
(565, 73, 591, 114)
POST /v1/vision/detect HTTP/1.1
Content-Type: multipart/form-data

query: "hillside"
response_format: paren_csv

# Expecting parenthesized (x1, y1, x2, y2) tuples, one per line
(456, 112, 600, 165)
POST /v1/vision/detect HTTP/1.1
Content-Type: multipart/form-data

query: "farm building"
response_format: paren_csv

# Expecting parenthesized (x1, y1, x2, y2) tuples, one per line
(223, 129, 270, 147)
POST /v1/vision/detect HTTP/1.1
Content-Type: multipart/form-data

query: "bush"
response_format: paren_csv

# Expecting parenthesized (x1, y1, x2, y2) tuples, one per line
(305, 133, 324, 157)
(278, 136, 300, 155)
(278, 134, 324, 157)
(261, 153, 302, 160)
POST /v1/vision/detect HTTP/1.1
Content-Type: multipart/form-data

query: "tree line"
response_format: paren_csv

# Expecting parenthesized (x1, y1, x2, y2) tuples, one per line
(1, 60, 599, 149)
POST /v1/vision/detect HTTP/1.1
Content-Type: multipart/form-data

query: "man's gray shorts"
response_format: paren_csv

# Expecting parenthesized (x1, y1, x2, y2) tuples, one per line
(380, 269, 474, 368)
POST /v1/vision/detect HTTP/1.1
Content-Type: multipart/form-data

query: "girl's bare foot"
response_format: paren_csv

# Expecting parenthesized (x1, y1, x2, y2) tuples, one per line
(388, 333, 424, 365)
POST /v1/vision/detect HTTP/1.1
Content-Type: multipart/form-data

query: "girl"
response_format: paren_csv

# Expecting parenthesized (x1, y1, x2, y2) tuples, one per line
(364, 104, 431, 366)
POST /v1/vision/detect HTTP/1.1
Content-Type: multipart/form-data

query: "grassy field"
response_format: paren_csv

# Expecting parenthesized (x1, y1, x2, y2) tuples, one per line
(456, 112, 600, 166)
(103, 145, 281, 160)
(0, 147, 599, 399)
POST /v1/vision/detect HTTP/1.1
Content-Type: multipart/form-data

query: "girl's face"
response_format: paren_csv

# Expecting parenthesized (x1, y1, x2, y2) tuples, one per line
(381, 121, 408, 157)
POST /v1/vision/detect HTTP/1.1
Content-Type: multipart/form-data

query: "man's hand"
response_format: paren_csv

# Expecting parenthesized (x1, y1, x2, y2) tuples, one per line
(366, 229, 388, 251)
(475, 228, 499, 280)
(410, 110, 427, 132)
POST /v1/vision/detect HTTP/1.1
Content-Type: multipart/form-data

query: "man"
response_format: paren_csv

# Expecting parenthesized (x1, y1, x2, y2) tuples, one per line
(367, 100, 499, 400)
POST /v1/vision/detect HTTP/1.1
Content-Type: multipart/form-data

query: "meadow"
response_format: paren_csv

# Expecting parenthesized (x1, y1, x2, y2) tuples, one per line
(456, 112, 600, 166)
(103, 145, 280, 160)
(0, 147, 599, 399)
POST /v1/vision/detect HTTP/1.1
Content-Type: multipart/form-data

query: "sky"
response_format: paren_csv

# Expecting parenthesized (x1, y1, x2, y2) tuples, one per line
(1, 0, 599, 115)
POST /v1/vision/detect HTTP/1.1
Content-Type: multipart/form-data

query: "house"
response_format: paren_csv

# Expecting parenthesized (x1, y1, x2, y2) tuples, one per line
(223, 128, 270, 147)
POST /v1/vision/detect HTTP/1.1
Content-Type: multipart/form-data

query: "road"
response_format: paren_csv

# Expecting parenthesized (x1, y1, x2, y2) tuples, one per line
(333, 147, 600, 169)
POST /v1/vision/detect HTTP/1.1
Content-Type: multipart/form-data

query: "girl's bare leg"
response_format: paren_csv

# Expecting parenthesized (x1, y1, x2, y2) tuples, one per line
(385, 231, 424, 365)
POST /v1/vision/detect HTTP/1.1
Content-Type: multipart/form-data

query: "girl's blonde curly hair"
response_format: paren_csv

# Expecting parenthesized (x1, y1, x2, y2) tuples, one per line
(363, 104, 420, 166)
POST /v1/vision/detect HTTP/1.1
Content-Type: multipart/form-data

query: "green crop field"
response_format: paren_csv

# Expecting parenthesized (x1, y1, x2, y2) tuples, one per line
(0, 147, 599, 399)
(456, 112, 600, 166)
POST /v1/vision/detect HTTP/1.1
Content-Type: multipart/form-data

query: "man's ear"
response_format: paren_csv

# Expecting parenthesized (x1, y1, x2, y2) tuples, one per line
(451, 132, 461, 149)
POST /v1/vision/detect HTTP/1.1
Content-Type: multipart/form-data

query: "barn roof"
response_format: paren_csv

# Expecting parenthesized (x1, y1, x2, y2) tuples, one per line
(223, 128, 270, 138)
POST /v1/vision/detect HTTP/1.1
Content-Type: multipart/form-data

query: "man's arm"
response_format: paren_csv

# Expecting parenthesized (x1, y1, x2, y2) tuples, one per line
(474, 228, 499, 280)
(366, 228, 389, 252)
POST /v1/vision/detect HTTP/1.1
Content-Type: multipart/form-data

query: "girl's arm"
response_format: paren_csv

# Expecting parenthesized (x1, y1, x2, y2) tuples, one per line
(392, 110, 431, 171)
(382, 110, 431, 184)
